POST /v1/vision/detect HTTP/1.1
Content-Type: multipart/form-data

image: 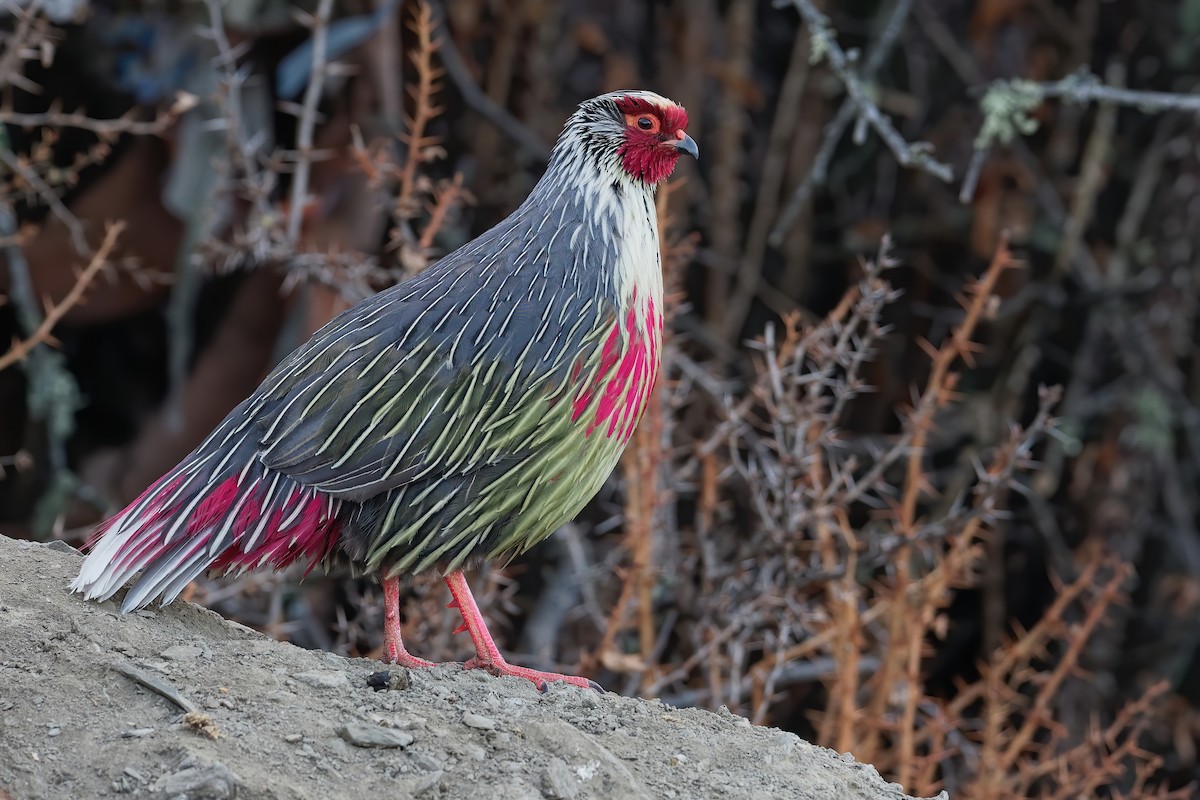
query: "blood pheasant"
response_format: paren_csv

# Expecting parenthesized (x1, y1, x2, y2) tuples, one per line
(72, 91, 697, 690)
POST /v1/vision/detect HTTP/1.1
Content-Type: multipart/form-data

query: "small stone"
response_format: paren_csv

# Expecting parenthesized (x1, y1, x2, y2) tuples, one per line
(44, 539, 78, 555)
(120, 727, 154, 738)
(367, 669, 411, 691)
(670, 753, 687, 765)
(160, 644, 202, 661)
(393, 714, 427, 730)
(112, 767, 144, 794)
(524, 720, 638, 793)
(542, 757, 579, 799)
(46, 727, 61, 737)
(462, 712, 497, 730)
(283, 733, 303, 743)
(337, 722, 414, 749)
(394, 771, 445, 795)
(407, 751, 445, 773)
(160, 763, 239, 799)
(293, 670, 350, 690)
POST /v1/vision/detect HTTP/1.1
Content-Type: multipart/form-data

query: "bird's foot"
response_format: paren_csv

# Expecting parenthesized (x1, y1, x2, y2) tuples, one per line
(382, 575, 439, 669)
(442, 571, 602, 692)
(383, 644, 438, 670)
(463, 656, 602, 692)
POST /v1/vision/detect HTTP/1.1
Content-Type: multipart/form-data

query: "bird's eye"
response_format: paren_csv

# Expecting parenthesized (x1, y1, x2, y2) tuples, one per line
(623, 112, 661, 134)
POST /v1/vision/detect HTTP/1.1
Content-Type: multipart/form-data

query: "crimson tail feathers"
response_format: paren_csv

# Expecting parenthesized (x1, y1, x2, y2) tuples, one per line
(71, 432, 342, 613)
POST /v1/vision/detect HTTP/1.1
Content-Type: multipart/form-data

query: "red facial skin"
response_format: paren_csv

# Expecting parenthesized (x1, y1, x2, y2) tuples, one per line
(615, 95, 691, 184)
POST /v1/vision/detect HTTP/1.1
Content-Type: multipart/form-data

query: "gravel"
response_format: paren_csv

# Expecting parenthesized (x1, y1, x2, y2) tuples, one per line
(0, 535, 946, 800)
(337, 722, 416, 749)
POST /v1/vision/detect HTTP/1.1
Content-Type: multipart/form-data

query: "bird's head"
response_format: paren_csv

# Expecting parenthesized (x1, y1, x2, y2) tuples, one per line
(557, 90, 698, 186)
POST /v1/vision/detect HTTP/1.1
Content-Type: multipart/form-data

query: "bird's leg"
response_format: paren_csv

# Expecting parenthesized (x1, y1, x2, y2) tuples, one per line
(444, 570, 600, 691)
(381, 575, 436, 668)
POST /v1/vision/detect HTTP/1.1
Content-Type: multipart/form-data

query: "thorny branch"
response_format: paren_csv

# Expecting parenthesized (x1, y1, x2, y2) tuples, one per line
(0, 145, 89, 255)
(285, 0, 337, 246)
(769, 0, 953, 244)
(962, 67, 1200, 203)
(976, 69, 1200, 154)
(670, 228, 1176, 795)
(0, 221, 124, 372)
(899, 234, 1020, 528)
(709, 239, 1013, 700)
(200, 0, 277, 259)
(398, 1, 444, 210)
(0, 0, 49, 95)
(0, 93, 199, 139)
(769, 0, 917, 244)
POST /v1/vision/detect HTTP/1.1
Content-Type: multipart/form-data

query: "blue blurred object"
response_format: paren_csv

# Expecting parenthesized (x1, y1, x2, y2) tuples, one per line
(276, 0, 398, 101)
(98, 14, 198, 104)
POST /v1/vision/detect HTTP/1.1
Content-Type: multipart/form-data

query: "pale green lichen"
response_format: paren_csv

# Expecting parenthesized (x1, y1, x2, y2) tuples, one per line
(975, 80, 1045, 150)
(27, 350, 83, 444)
(1132, 386, 1175, 456)
(808, 26, 832, 65)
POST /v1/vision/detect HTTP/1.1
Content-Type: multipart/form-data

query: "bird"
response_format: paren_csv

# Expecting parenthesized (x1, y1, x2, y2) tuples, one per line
(71, 90, 697, 691)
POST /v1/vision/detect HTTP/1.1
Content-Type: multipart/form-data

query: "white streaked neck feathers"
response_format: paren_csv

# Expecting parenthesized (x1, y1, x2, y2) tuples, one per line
(528, 113, 664, 329)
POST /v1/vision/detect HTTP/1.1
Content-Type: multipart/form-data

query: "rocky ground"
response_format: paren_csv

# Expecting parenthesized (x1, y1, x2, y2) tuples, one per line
(0, 536, 944, 799)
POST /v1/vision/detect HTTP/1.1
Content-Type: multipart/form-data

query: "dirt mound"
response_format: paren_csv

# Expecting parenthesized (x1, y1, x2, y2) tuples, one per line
(0, 536, 943, 800)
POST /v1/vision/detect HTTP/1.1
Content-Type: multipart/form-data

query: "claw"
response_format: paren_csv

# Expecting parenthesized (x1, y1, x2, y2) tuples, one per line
(442, 571, 599, 692)
(537, 678, 603, 694)
(383, 648, 437, 670)
(462, 655, 598, 691)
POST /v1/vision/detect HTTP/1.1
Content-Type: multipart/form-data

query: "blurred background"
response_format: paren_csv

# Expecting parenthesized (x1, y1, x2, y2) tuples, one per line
(1, 0, 1198, 796)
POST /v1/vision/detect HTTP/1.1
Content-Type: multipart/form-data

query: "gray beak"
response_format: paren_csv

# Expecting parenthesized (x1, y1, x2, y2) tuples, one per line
(672, 133, 699, 159)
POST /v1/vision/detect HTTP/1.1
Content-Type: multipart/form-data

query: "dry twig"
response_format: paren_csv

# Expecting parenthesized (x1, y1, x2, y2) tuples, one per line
(0, 92, 199, 139)
(770, 0, 952, 247)
(769, 0, 919, 244)
(285, 0, 337, 245)
(0, 221, 123, 372)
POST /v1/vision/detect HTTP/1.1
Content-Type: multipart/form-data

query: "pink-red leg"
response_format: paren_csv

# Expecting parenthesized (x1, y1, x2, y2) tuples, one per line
(444, 570, 600, 691)
(381, 576, 436, 669)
